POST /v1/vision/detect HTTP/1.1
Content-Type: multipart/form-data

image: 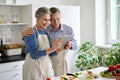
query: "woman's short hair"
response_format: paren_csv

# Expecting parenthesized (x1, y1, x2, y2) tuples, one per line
(35, 7, 51, 19)
(49, 7, 61, 14)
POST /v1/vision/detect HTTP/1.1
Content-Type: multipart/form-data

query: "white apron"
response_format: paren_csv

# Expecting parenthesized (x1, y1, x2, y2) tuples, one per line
(23, 32, 54, 80)
(50, 50, 68, 77)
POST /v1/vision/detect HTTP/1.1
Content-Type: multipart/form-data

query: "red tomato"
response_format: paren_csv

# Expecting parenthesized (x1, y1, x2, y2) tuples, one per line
(116, 78, 120, 80)
(108, 66, 117, 71)
(116, 77, 120, 80)
(46, 77, 51, 80)
(88, 71, 93, 75)
(115, 73, 120, 76)
(116, 64, 120, 68)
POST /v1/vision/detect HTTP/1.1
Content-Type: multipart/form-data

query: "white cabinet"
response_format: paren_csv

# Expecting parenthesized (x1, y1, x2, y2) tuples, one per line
(0, 4, 29, 24)
(0, 4, 30, 45)
(0, 61, 24, 80)
(0, 70, 22, 80)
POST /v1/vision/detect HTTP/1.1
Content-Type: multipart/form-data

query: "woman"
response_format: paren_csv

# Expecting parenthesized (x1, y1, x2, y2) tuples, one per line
(23, 7, 61, 80)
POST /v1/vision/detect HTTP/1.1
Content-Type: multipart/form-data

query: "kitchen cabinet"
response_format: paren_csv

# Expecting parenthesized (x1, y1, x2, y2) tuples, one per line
(0, 4, 58, 44)
(0, 70, 22, 80)
(0, 3, 30, 45)
(0, 60, 24, 80)
(0, 3, 29, 24)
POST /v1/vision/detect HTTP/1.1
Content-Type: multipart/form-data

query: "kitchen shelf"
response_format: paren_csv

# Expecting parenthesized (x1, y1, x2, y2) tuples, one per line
(0, 3, 29, 6)
(0, 23, 28, 26)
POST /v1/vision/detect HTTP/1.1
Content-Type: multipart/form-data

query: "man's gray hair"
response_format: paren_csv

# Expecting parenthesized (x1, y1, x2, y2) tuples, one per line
(35, 7, 51, 18)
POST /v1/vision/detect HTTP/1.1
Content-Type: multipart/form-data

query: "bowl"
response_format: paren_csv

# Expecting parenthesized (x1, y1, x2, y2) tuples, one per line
(5, 48, 22, 56)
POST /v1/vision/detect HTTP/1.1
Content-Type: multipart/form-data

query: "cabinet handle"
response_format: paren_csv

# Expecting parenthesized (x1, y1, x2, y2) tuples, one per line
(13, 73, 21, 80)
(14, 73, 19, 77)
(12, 65, 19, 69)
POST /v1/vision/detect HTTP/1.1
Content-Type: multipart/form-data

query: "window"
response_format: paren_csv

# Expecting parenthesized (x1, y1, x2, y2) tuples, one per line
(107, 0, 120, 44)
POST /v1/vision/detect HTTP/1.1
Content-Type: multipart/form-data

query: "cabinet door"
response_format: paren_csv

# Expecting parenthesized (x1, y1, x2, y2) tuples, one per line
(0, 61, 24, 72)
(0, 70, 22, 80)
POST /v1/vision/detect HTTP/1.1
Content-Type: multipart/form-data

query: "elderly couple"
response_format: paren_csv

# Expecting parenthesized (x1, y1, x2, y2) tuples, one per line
(22, 6, 77, 80)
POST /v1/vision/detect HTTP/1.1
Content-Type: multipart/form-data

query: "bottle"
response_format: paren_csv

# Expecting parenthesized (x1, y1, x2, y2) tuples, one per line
(0, 38, 6, 58)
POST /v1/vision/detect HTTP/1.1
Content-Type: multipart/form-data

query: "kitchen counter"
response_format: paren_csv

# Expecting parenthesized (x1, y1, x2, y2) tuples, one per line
(53, 67, 116, 80)
(0, 54, 25, 63)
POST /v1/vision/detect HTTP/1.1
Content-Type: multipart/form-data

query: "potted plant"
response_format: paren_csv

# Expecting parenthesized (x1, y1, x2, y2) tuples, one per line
(76, 42, 105, 70)
(105, 42, 120, 66)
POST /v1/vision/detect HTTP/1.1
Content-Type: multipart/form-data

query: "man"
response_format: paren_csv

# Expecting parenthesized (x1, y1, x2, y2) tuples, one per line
(22, 7, 77, 77)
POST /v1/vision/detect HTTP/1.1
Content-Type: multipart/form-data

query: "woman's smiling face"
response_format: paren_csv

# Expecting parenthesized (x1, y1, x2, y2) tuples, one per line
(36, 14, 51, 30)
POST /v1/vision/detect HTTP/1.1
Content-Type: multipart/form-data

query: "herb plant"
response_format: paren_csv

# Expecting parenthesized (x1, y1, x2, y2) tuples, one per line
(105, 42, 120, 66)
(76, 42, 104, 70)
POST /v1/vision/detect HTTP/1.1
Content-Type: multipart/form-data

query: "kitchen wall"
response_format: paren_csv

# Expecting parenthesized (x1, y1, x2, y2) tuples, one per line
(78, 0, 95, 44)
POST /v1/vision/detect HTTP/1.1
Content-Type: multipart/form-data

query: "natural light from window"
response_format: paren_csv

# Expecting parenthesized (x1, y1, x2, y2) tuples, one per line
(108, 0, 120, 42)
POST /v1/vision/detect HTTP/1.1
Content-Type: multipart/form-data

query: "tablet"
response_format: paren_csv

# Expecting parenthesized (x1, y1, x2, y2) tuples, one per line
(60, 35, 72, 48)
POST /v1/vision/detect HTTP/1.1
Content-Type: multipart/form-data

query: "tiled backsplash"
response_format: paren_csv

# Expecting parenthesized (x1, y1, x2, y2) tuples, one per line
(0, 4, 29, 45)
(0, 25, 25, 45)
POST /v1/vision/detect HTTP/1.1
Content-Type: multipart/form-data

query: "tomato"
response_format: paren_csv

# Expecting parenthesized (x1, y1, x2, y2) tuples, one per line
(46, 77, 52, 80)
(116, 64, 120, 68)
(115, 73, 120, 76)
(108, 66, 117, 71)
(88, 71, 93, 75)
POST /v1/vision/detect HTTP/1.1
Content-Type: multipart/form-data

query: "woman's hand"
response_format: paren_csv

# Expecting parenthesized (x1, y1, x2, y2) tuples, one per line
(52, 38, 61, 50)
(56, 48, 66, 54)
(46, 38, 61, 54)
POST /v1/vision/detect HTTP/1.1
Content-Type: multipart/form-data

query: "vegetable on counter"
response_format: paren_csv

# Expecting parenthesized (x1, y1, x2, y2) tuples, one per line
(46, 77, 52, 80)
(100, 64, 120, 78)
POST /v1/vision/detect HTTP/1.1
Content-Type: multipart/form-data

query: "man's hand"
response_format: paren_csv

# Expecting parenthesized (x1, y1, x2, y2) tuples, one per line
(22, 28, 34, 38)
(64, 41, 72, 49)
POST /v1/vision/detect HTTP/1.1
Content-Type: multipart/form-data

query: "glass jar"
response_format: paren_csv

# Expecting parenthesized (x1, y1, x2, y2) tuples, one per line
(12, 14, 18, 23)
(0, 14, 4, 24)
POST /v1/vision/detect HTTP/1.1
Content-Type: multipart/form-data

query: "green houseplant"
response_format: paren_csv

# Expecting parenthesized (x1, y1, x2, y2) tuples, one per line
(76, 42, 105, 70)
(105, 42, 120, 66)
